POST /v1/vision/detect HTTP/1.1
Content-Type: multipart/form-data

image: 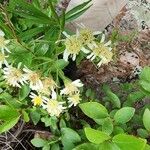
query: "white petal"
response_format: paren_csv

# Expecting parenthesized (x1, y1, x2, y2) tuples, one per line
(104, 40, 111, 46)
(62, 31, 70, 38)
(17, 62, 22, 69)
(72, 80, 83, 87)
(81, 47, 90, 54)
(0, 62, 2, 68)
(93, 31, 102, 35)
(97, 61, 102, 67)
(1, 47, 4, 54)
(76, 29, 80, 36)
(87, 53, 94, 59)
(88, 43, 94, 49)
(4, 47, 11, 53)
(72, 54, 76, 61)
(63, 49, 69, 61)
(100, 34, 105, 43)
(109, 47, 112, 51)
(4, 40, 10, 44)
(91, 55, 96, 61)
(0, 30, 5, 37)
(51, 90, 57, 100)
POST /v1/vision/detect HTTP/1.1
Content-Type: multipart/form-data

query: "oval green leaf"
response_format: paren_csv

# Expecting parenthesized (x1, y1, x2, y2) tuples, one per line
(114, 107, 135, 124)
(143, 108, 150, 131)
(84, 127, 111, 144)
(79, 102, 109, 119)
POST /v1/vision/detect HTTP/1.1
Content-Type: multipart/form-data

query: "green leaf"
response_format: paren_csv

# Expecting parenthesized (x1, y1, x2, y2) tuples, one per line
(51, 144, 60, 150)
(66, 0, 92, 22)
(73, 143, 99, 150)
(102, 118, 113, 135)
(84, 127, 111, 144)
(103, 85, 121, 108)
(137, 128, 149, 138)
(114, 107, 135, 124)
(66, 0, 91, 17)
(30, 110, 41, 125)
(143, 108, 150, 131)
(145, 144, 150, 150)
(140, 81, 150, 93)
(124, 91, 145, 106)
(19, 84, 30, 100)
(113, 126, 124, 135)
(42, 144, 50, 150)
(18, 27, 46, 41)
(99, 141, 120, 150)
(10, 0, 54, 25)
(0, 105, 20, 133)
(0, 117, 20, 134)
(31, 138, 47, 148)
(140, 67, 150, 82)
(113, 134, 146, 150)
(51, 59, 69, 72)
(66, 5, 92, 23)
(22, 110, 30, 122)
(79, 102, 109, 119)
(61, 128, 81, 150)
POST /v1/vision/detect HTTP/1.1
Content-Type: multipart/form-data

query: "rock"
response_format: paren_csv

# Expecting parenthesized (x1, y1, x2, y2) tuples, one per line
(66, 0, 128, 31)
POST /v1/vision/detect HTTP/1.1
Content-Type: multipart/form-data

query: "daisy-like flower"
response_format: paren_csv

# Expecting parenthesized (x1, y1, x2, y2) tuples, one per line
(3, 63, 27, 88)
(43, 94, 66, 117)
(67, 93, 81, 107)
(0, 30, 10, 53)
(29, 92, 47, 106)
(38, 77, 57, 96)
(87, 34, 113, 67)
(63, 31, 89, 61)
(0, 52, 8, 68)
(78, 24, 101, 48)
(60, 79, 83, 96)
(23, 66, 43, 91)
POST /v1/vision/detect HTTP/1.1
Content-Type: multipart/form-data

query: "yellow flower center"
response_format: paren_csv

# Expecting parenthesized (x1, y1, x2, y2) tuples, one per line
(65, 35, 82, 54)
(65, 82, 79, 95)
(0, 37, 5, 47)
(29, 72, 40, 84)
(11, 68, 22, 79)
(79, 28, 94, 45)
(43, 78, 56, 89)
(92, 43, 113, 62)
(70, 94, 81, 104)
(33, 96, 42, 106)
(0, 53, 5, 61)
(47, 100, 59, 111)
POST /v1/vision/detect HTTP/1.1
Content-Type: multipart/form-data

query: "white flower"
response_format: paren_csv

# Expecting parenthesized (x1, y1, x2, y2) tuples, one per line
(67, 93, 81, 107)
(3, 63, 27, 88)
(43, 94, 66, 117)
(0, 52, 8, 68)
(60, 79, 83, 96)
(87, 34, 113, 67)
(63, 31, 89, 61)
(23, 66, 43, 91)
(38, 77, 57, 96)
(29, 92, 47, 106)
(0, 30, 10, 54)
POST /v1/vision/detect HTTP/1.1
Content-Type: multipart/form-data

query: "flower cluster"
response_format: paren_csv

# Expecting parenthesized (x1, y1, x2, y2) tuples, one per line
(0, 29, 83, 117)
(63, 25, 113, 67)
(60, 79, 83, 107)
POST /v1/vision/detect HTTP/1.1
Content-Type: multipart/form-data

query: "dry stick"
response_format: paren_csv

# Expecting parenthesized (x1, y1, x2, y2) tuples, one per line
(7, 131, 27, 150)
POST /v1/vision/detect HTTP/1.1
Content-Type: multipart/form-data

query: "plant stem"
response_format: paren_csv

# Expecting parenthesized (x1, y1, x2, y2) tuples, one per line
(49, 1, 60, 25)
